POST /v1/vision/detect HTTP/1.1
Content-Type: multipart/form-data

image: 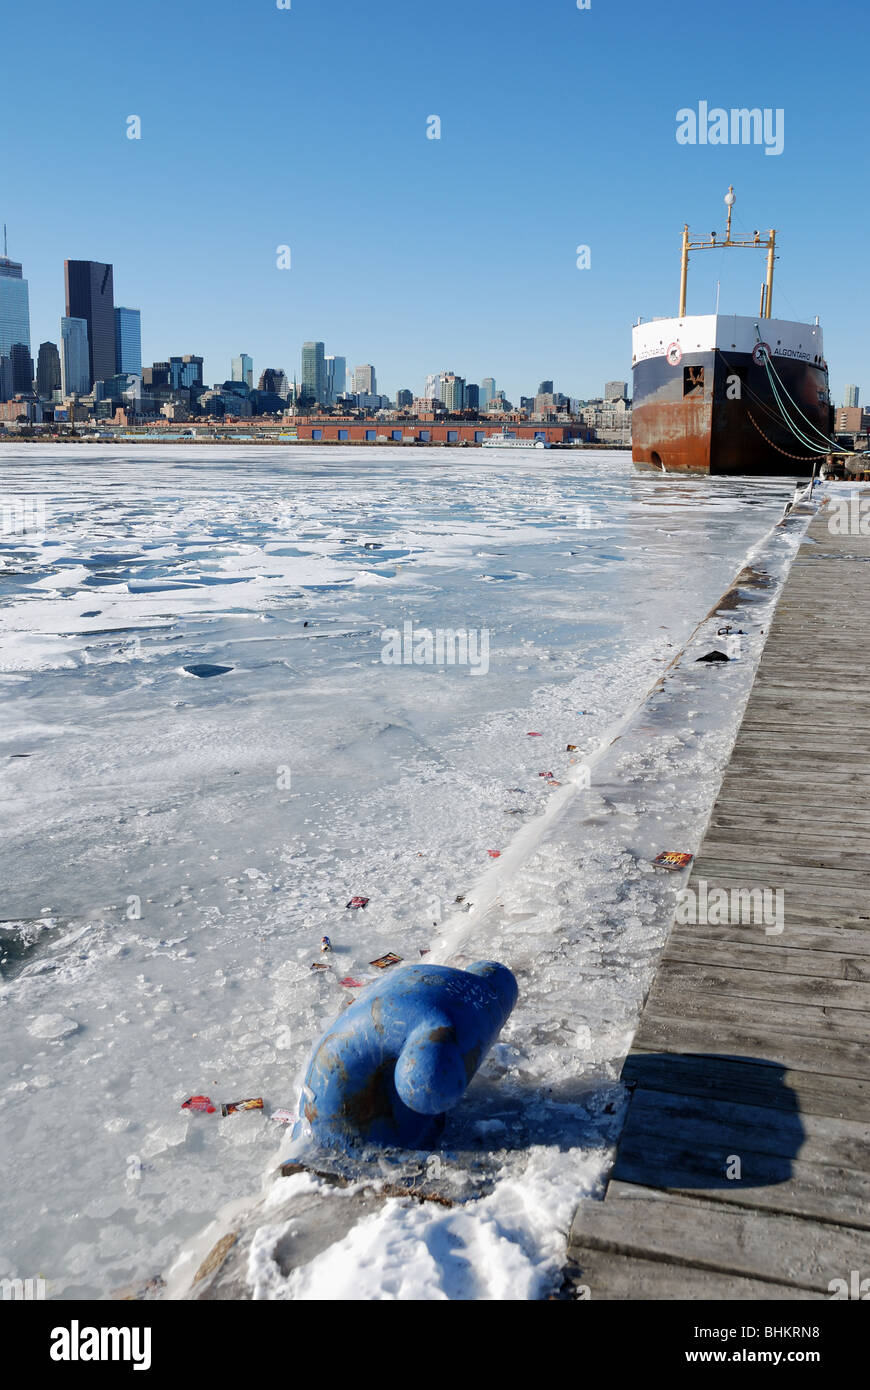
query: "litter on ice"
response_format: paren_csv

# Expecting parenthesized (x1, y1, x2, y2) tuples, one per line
(370, 953, 403, 970)
(181, 1096, 216, 1114)
(221, 1098, 264, 1117)
(652, 851, 694, 871)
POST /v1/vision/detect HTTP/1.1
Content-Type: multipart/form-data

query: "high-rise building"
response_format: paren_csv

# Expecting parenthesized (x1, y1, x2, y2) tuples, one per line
(465, 383, 480, 412)
(144, 362, 170, 389)
(325, 354, 346, 404)
(10, 343, 33, 394)
(64, 260, 116, 389)
(442, 373, 465, 411)
(169, 355, 204, 389)
(538, 380, 554, 395)
(301, 341, 325, 403)
(605, 380, 627, 401)
(352, 363, 377, 396)
(0, 244, 31, 368)
(0, 354, 12, 402)
(60, 317, 90, 396)
(425, 373, 441, 401)
(115, 308, 142, 375)
(36, 342, 61, 398)
(396, 388, 413, 409)
(258, 367, 289, 397)
(844, 384, 860, 408)
(480, 378, 495, 409)
(231, 354, 253, 390)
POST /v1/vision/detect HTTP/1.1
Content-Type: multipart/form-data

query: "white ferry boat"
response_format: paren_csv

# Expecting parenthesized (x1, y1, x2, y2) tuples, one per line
(481, 432, 550, 449)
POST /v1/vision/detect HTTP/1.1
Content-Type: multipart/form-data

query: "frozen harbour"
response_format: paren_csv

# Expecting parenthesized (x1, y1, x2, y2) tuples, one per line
(0, 445, 805, 1300)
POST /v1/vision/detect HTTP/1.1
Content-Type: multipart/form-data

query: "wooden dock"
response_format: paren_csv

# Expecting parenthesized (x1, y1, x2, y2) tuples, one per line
(568, 506, 870, 1299)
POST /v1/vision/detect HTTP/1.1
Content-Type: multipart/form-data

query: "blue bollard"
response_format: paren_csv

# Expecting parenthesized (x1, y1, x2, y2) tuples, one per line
(295, 960, 518, 1150)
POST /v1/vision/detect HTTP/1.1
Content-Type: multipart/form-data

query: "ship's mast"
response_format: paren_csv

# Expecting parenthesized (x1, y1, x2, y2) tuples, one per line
(678, 187, 776, 319)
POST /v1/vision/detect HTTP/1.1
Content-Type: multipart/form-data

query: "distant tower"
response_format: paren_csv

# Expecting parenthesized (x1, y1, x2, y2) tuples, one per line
(441, 373, 465, 411)
(64, 260, 116, 389)
(352, 363, 377, 396)
(301, 341, 325, 403)
(0, 233, 31, 378)
(480, 377, 496, 409)
(231, 353, 253, 390)
(10, 342, 33, 393)
(115, 308, 142, 375)
(538, 380, 554, 395)
(60, 317, 90, 396)
(36, 342, 62, 397)
(325, 354, 346, 403)
(605, 380, 628, 401)
(844, 384, 860, 408)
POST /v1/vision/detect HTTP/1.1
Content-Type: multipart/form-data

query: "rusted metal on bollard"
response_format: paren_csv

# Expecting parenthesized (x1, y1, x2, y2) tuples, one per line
(294, 961, 518, 1150)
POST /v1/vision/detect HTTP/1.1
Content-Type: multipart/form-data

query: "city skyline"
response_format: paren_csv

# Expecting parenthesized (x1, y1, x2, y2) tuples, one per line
(3, 0, 867, 408)
(0, 234, 627, 405)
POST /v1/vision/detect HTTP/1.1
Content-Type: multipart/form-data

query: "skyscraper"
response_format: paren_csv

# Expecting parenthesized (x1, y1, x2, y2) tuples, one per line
(325, 354, 346, 404)
(0, 244, 31, 367)
(465, 383, 480, 412)
(845, 384, 860, 408)
(442, 374, 465, 411)
(352, 363, 377, 395)
(170, 355, 204, 389)
(115, 308, 142, 375)
(64, 260, 116, 389)
(36, 342, 61, 398)
(10, 343, 33, 394)
(480, 378, 496, 409)
(60, 317, 90, 396)
(231, 354, 253, 389)
(301, 342, 325, 403)
(258, 368, 289, 397)
(605, 380, 627, 401)
(538, 380, 554, 395)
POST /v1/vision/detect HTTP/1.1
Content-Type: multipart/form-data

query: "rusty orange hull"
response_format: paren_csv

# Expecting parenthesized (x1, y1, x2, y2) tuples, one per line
(632, 328, 832, 476)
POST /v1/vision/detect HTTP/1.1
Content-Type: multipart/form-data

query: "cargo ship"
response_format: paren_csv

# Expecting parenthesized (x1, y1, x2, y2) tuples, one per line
(631, 189, 834, 475)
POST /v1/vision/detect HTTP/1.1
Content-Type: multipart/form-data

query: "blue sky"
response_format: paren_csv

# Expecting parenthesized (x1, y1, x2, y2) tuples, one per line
(5, 0, 866, 403)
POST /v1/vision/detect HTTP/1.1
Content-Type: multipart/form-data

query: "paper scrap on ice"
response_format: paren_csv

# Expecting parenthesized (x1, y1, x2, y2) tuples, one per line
(221, 1097, 264, 1117)
(652, 851, 694, 871)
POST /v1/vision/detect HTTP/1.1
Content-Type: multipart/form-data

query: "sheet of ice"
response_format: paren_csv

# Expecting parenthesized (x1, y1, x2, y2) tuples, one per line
(0, 445, 805, 1299)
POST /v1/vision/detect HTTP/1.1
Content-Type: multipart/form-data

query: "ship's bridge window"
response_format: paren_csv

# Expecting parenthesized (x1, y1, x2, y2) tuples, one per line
(683, 365, 704, 397)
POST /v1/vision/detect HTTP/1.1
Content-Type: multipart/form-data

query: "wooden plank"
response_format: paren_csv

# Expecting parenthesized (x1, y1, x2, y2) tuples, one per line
(695, 839, 870, 870)
(611, 1135, 870, 1228)
(568, 1192, 868, 1291)
(654, 960, 870, 1011)
(623, 1050, 870, 1121)
(620, 1088, 870, 1173)
(632, 1014, 869, 1080)
(642, 985, 870, 1042)
(664, 934, 870, 979)
(563, 1249, 821, 1300)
